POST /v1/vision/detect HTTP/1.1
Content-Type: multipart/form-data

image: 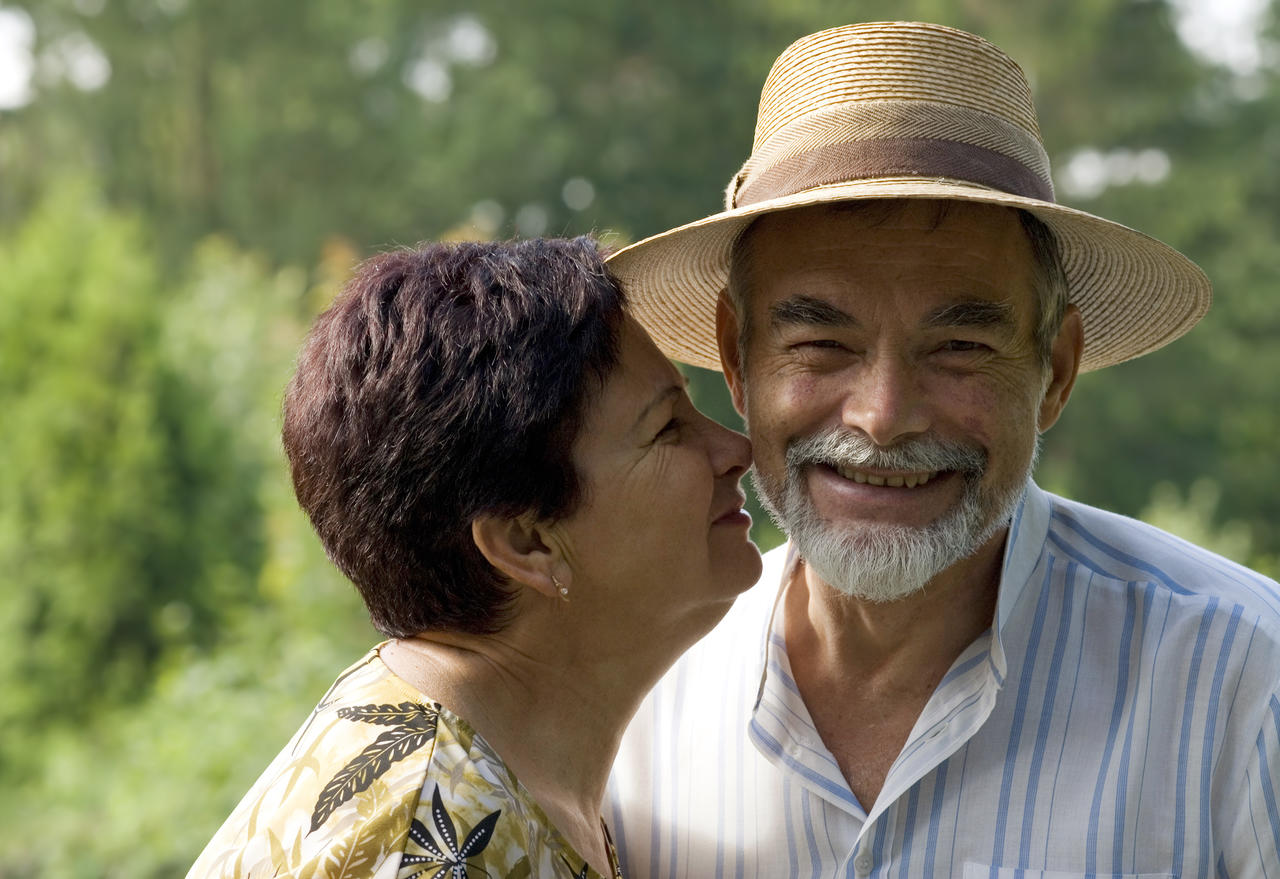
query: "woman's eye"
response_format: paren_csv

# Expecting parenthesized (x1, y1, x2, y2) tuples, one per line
(655, 418, 681, 440)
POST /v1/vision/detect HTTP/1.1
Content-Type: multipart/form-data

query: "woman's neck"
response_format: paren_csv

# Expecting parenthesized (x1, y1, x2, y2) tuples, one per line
(379, 623, 651, 872)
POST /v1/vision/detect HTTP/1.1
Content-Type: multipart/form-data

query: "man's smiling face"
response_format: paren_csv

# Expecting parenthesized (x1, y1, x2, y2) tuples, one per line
(720, 199, 1077, 601)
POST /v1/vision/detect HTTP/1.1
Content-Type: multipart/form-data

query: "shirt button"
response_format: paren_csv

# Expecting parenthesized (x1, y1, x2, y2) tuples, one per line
(855, 851, 874, 874)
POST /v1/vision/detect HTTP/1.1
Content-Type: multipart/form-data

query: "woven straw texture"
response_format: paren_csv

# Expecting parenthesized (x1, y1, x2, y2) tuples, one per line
(608, 21, 1211, 373)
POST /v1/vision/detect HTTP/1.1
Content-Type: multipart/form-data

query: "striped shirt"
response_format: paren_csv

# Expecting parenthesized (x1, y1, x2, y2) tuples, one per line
(608, 481, 1280, 878)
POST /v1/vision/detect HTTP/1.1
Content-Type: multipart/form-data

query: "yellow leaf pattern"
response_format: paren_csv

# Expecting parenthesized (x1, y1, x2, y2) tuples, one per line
(186, 645, 622, 879)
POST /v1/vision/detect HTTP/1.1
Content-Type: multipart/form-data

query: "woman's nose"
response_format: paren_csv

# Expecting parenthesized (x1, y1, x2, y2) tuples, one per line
(706, 417, 752, 478)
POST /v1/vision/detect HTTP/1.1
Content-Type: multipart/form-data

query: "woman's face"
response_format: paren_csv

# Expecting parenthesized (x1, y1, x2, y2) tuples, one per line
(554, 318, 762, 639)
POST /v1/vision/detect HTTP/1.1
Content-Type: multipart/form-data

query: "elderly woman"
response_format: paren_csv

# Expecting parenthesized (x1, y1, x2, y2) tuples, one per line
(187, 238, 760, 878)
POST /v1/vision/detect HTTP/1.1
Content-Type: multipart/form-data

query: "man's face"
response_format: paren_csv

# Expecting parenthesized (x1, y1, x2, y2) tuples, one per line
(719, 200, 1078, 601)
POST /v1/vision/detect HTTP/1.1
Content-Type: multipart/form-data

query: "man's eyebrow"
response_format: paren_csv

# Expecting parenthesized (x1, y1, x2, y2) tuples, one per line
(924, 300, 1017, 330)
(769, 296, 856, 329)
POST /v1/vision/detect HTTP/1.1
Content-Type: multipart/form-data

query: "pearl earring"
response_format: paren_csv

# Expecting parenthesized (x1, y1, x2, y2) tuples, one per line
(552, 574, 569, 601)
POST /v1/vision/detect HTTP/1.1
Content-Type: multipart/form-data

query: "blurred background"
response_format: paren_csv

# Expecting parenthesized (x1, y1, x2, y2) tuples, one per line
(1, 0, 1277, 874)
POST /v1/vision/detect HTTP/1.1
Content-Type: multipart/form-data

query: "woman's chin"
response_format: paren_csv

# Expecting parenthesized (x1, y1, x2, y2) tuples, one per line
(712, 525, 765, 595)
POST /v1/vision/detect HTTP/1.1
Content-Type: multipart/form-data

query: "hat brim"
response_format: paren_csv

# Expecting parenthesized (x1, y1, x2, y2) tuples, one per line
(606, 178, 1211, 373)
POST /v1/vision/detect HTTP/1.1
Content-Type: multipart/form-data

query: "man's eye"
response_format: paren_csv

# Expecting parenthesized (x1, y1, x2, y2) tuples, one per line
(792, 339, 845, 351)
(656, 418, 681, 439)
(941, 340, 988, 353)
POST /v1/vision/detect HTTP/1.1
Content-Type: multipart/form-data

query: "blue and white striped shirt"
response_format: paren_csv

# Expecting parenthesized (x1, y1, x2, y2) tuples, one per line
(608, 481, 1280, 878)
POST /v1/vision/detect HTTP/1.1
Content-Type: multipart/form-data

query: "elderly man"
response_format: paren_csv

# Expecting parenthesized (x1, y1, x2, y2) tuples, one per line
(606, 21, 1280, 878)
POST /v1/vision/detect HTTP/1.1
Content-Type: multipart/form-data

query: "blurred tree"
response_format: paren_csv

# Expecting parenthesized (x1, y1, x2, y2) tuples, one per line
(3, 0, 792, 265)
(1027, 2, 1280, 559)
(0, 183, 375, 876)
(0, 181, 266, 761)
(0, 183, 274, 875)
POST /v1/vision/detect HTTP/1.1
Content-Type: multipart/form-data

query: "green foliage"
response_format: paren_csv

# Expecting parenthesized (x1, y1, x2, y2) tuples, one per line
(1035, 28, 1280, 558)
(0, 181, 264, 750)
(0, 617, 373, 877)
(0, 183, 375, 876)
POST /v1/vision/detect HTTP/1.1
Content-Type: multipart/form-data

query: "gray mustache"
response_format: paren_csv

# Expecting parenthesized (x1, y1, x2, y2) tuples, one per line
(786, 428, 986, 474)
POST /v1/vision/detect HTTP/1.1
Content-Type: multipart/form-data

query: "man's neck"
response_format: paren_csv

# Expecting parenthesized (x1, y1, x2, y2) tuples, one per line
(782, 529, 1006, 810)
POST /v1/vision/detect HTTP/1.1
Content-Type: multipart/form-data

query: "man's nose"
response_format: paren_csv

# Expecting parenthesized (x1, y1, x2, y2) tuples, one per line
(840, 354, 931, 446)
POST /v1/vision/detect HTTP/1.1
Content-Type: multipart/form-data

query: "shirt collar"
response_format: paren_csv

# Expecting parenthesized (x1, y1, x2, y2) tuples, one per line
(749, 544, 866, 815)
(991, 479, 1051, 665)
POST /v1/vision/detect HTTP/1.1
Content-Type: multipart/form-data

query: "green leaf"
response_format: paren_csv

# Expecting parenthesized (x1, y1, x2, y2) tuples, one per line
(310, 723, 437, 832)
(457, 807, 501, 858)
(430, 786, 459, 856)
(302, 817, 390, 879)
(337, 702, 438, 729)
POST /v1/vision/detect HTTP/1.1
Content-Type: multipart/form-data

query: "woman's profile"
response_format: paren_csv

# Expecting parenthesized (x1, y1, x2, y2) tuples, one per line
(186, 237, 761, 878)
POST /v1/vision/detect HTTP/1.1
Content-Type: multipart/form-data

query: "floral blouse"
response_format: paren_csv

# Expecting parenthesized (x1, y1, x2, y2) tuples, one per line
(187, 646, 623, 879)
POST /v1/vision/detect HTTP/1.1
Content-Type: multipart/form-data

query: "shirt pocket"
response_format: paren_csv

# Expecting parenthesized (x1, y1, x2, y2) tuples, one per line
(962, 864, 1174, 879)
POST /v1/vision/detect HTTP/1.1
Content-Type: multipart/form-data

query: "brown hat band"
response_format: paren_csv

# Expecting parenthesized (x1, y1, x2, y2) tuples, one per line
(734, 137, 1055, 208)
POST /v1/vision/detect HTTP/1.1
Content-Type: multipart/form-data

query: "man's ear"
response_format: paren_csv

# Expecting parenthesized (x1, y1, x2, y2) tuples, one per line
(716, 293, 747, 417)
(470, 515, 561, 600)
(1038, 304, 1084, 433)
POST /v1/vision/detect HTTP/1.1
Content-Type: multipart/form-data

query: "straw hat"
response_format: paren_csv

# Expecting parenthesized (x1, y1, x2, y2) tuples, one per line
(606, 21, 1211, 373)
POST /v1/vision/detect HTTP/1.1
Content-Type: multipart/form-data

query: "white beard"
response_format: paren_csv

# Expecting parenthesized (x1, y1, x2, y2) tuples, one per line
(753, 428, 1036, 603)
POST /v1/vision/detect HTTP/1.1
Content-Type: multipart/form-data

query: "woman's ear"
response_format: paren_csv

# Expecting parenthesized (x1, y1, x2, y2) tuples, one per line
(470, 515, 562, 601)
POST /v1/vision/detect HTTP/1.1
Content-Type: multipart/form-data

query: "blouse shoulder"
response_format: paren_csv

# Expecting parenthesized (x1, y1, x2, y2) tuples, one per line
(186, 648, 441, 879)
(188, 646, 621, 879)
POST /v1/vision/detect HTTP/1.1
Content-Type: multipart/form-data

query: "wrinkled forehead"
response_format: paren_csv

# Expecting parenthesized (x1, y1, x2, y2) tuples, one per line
(729, 200, 1038, 318)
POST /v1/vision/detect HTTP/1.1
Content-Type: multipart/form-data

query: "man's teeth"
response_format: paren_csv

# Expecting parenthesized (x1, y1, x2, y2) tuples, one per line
(834, 464, 936, 487)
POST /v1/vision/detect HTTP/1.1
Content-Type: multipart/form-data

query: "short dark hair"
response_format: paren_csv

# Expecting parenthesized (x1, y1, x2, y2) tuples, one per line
(727, 200, 1068, 367)
(282, 237, 628, 637)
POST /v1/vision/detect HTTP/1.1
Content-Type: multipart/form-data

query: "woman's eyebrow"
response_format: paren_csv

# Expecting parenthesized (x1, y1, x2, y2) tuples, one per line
(632, 381, 687, 431)
(769, 295, 856, 328)
(924, 299, 1016, 330)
